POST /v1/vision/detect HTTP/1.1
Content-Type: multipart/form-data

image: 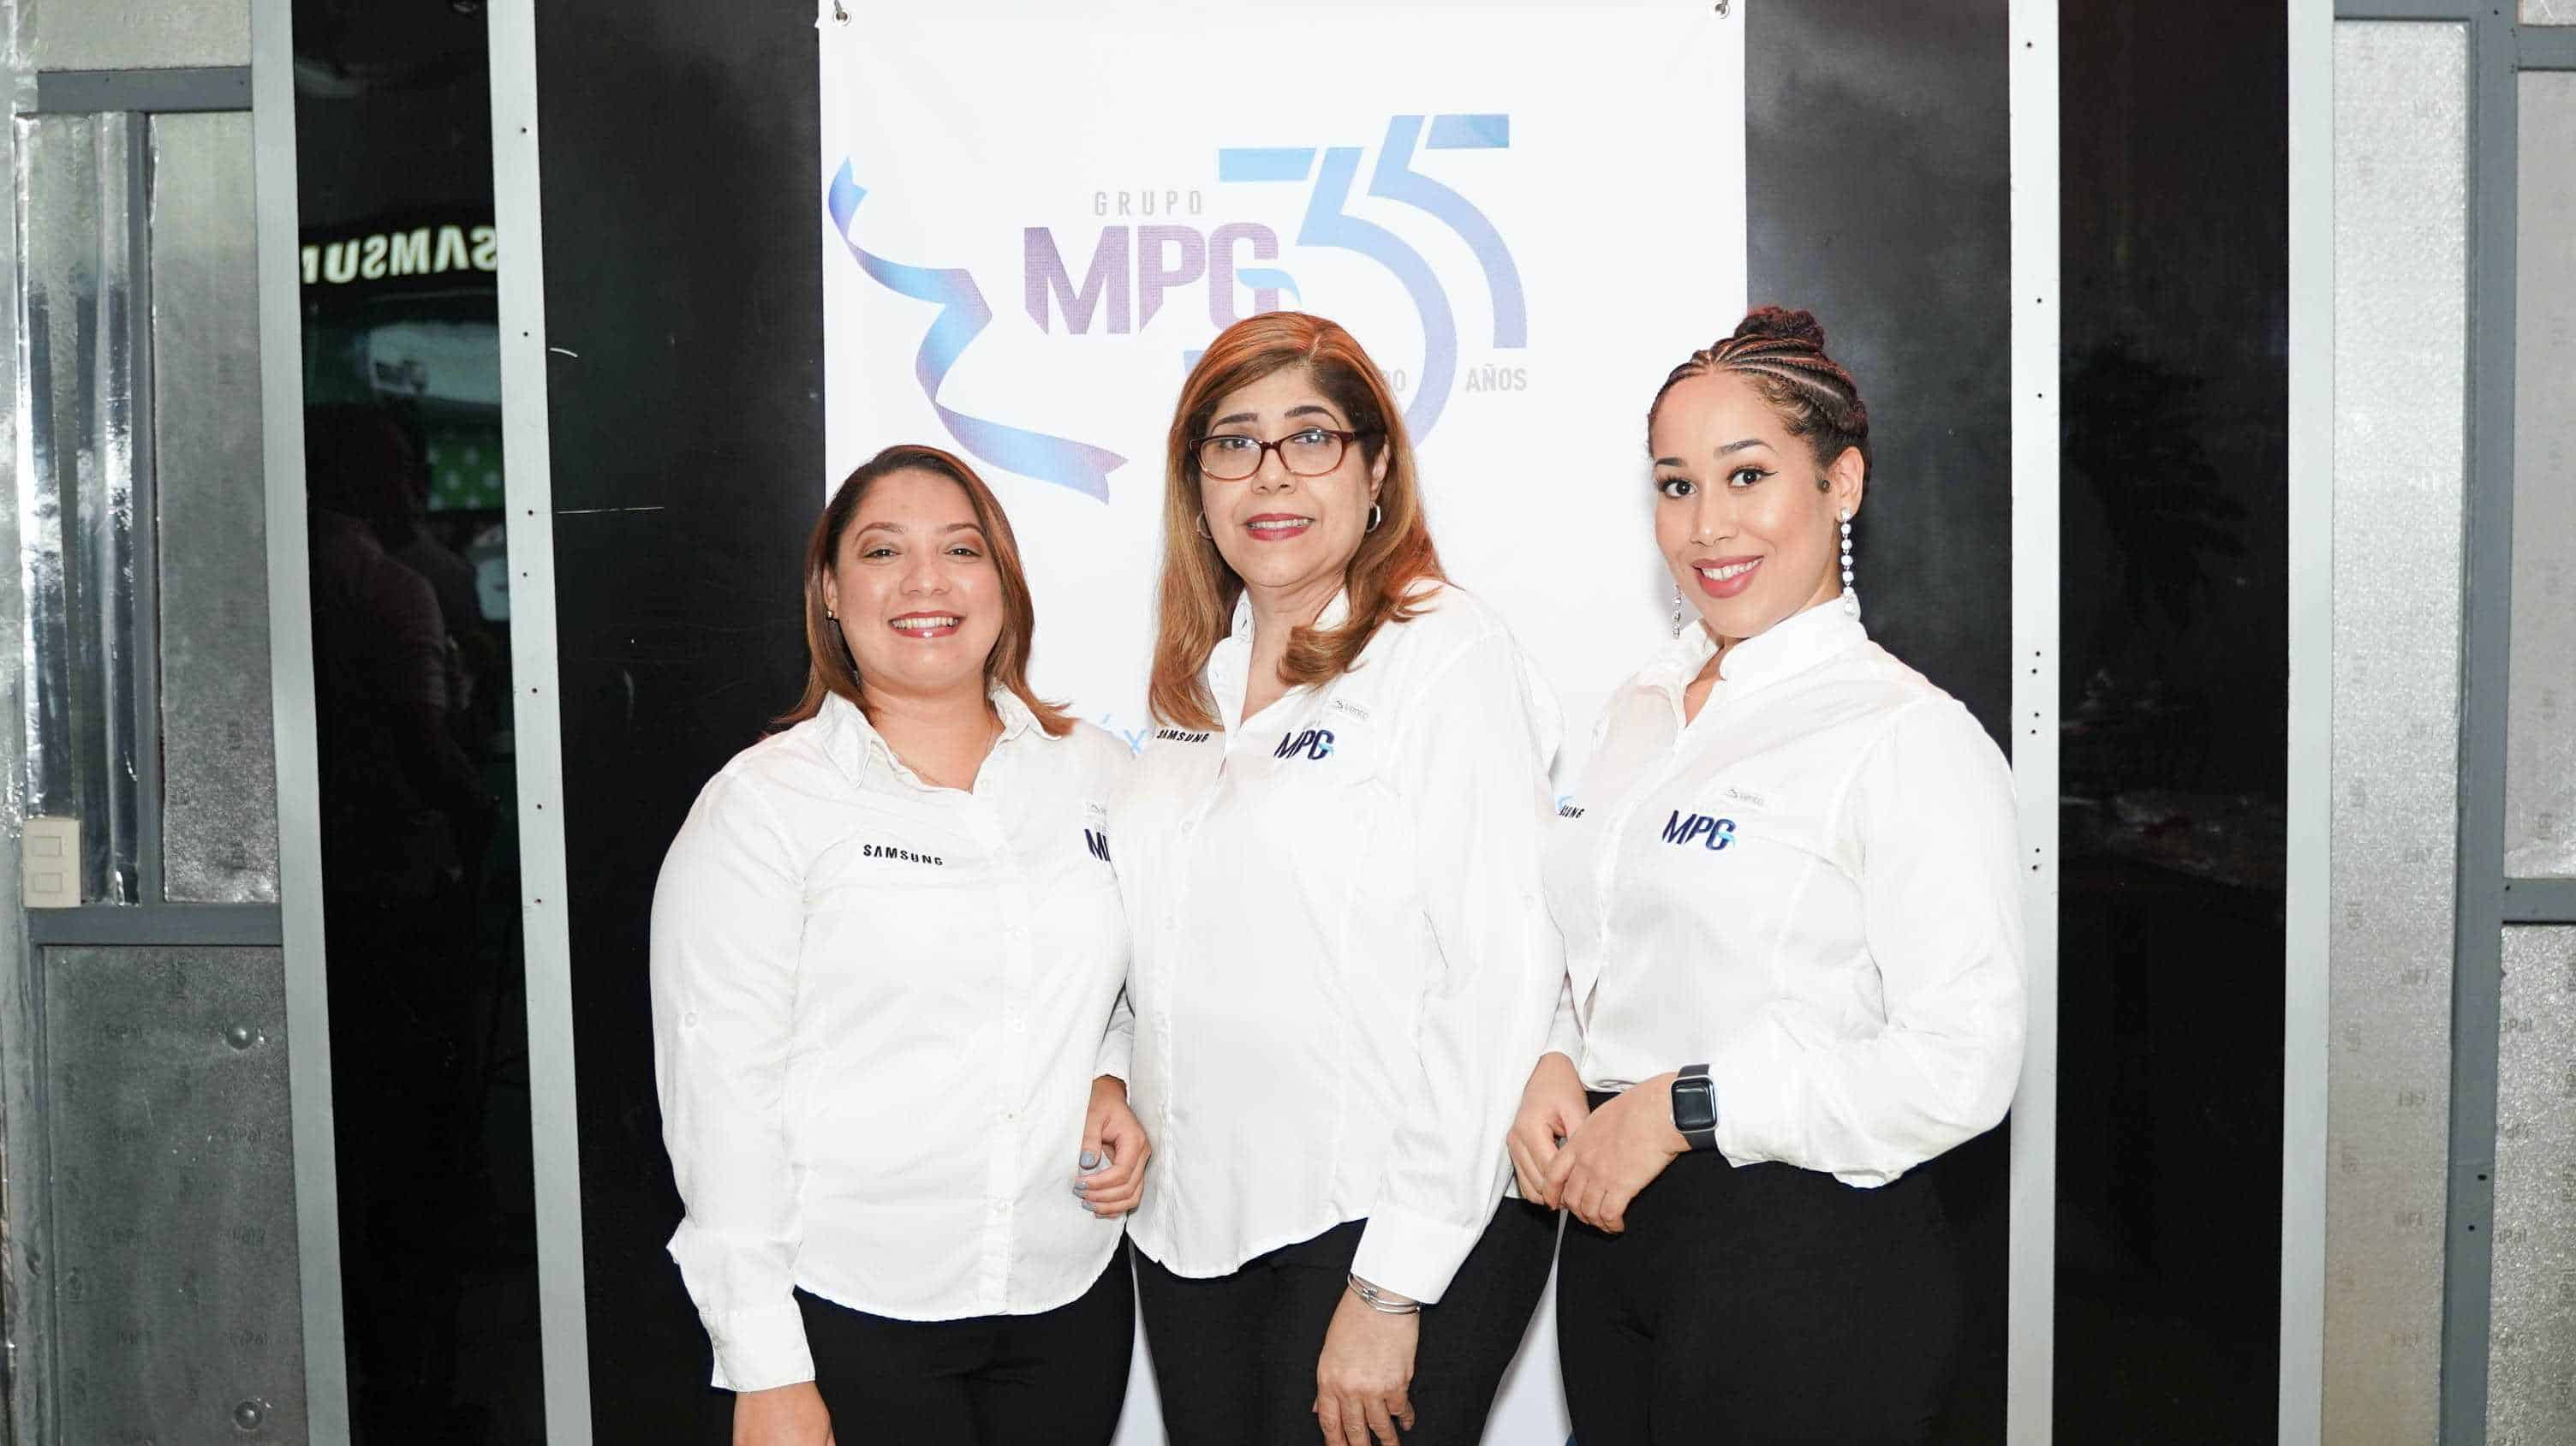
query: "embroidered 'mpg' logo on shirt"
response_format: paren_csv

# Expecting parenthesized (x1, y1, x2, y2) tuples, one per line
(1274, 727, 1335, 761)
(1661, 810, 1736, 852)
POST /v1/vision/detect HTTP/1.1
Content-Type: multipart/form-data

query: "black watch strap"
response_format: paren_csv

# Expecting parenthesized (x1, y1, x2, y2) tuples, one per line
(1671, 1063, 1719, 1151)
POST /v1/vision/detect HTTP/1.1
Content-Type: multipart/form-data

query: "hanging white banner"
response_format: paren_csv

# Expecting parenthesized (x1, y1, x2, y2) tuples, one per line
(820, 4, 1744, 1439)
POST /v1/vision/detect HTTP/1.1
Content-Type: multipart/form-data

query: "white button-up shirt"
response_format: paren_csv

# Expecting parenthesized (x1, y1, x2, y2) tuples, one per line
(650, 689, 1133, 1391)
(1119, 583, 1564, 1303)
(1544, 601, 2024, 1186)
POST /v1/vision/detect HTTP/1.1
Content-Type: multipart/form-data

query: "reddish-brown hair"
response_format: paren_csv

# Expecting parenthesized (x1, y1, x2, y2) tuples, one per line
(772, 444, 1072, 737)
(1649, 306, 1871, 480)
(1147, 313, 1445, 730)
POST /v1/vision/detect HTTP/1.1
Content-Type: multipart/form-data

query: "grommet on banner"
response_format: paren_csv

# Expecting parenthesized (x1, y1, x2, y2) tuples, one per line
(832, 1, 849, 22)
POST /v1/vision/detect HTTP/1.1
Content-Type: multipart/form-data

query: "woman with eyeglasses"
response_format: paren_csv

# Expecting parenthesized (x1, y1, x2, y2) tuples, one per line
(1116, 312, 1565, 1446)
(1511, 308, 2025, 1442)
(652, 445, 1148, 1446)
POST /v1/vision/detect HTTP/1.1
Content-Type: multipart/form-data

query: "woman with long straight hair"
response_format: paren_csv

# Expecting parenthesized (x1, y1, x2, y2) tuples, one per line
(1512, 308, 2025, 1442)
(652, 445, 1148, 1446)
(1118, 313, 1565, 1446)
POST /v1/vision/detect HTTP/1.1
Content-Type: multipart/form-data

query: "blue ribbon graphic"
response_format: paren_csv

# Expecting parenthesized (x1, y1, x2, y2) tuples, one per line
(826, 161, 1125, 500)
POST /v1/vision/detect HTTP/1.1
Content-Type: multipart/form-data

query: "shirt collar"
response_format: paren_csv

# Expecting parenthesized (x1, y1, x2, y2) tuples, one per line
(1211, 588, 1352, 730)
(820, 683, 1051, 791)
(990, 687, 1047, 743)
(1225, 587, 1352, 639)
(1643, 593, 1869, 702)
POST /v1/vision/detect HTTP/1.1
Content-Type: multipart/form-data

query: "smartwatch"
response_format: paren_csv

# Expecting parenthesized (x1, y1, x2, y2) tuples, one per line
(1671, 1064, 1719, 1151)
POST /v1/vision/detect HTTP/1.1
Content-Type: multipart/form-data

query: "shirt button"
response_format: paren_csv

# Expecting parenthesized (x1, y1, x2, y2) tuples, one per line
(1009, 1017, 1026, 1034)
(1000, 1110, 1018, 1123)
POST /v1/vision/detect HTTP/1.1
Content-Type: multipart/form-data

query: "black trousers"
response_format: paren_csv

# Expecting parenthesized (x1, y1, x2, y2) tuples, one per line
(1133, 1202, 1558, 1446)
(1556, 1094, 1962, 1444)
(796, 1243, 1134, 1446)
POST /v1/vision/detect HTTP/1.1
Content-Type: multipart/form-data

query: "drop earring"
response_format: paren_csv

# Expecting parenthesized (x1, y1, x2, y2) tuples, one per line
(1838, 509, 1858, 618)
(1671, 589, 1687, 637)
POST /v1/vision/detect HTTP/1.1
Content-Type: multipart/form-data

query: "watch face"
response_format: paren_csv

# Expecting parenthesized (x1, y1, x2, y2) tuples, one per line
(1673, 1079, 1716, 1133)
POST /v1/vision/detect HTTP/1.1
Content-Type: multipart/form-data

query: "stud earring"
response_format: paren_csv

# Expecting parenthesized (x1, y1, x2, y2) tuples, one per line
(1838, 509, 1858, 618)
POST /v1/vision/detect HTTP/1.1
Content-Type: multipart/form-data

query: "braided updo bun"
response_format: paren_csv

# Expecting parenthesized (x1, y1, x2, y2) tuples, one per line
(1649, 306, 1869, 478)
(1732, 305, 1829, 350)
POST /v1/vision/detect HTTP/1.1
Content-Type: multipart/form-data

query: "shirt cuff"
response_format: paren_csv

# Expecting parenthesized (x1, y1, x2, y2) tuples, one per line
(702, 1300, 815, 1393)
(1543, 978, 1583, 1065)
(1706, 1048, 1784, 1168)
(1094, 1029, 1133, 1084)
(1351, 1205, 1488, 1306)
(1544, 1019, 1583, 1067)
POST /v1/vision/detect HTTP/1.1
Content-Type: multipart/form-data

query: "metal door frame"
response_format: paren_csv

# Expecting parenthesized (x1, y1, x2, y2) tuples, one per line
(2287, 6, 2576, 1442)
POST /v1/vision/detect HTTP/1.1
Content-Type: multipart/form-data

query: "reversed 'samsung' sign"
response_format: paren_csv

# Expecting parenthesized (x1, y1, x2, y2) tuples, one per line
(301, 215, 498, 291)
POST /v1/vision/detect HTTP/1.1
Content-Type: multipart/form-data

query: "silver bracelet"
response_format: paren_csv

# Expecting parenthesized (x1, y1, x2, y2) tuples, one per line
(1345, 1273, 1423, 1315)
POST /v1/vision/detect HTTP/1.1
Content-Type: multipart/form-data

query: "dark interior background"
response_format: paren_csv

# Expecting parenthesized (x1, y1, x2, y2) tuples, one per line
(2056, 2, 2289, 1439)
(533, 3, 819, 1437)
(526, 1, 2285, 1440)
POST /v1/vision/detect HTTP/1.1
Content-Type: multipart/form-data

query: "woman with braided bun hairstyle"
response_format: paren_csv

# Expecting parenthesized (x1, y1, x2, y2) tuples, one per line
(1508, 308, 2026, 1440)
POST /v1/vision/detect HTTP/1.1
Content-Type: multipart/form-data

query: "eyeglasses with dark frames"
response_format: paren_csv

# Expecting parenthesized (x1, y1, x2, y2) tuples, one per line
(1192, 427, 1373, 482)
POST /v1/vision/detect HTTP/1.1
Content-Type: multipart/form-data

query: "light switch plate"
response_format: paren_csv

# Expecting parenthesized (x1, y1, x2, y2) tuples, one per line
(22, 816, 80, 908)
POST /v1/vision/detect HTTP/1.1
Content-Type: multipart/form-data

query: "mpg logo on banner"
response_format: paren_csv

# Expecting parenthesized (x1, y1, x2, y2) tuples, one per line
(821, 1, 1744, 768)
(829, 110, 1530, 502)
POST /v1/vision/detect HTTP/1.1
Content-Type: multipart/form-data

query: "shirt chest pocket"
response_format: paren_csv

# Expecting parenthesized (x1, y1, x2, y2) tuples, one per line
(1228, 716, 1399, 889)
(790, 887, 988, 1061)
